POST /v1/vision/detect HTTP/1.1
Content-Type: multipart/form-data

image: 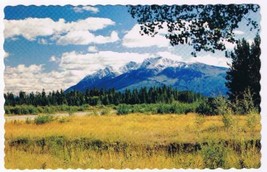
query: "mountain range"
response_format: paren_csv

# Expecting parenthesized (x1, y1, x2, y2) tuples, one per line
(66, 57, 228, 96)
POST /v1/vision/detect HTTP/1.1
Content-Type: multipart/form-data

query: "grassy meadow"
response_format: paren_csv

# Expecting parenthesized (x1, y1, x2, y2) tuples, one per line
(5, 111, 261, 169)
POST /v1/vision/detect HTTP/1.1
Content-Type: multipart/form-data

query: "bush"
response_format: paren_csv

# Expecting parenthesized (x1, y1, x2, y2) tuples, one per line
(196, 99, 215, 115)
(201, 142, 227, 169)
(116, 103, 198, 115)
(34, 115, 54, 125)
(196, 97, 232, 116)
(231, 89, 259, 115)
(213, 96, 232, 115)
(117, 104, 132, 115)
(156, 103, 196, 114)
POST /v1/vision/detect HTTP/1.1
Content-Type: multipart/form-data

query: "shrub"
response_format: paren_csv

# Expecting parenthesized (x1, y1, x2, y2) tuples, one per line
(196, 97, 233, 116)
(34, 115, 54, 125)
(201, 142, 227, 169)
(213, 96, 232, 115)
(231, 89, 258, 115)
(196, 99, 215, 115)
(156, 103, 197, 114)
(117, 104, 132, 115)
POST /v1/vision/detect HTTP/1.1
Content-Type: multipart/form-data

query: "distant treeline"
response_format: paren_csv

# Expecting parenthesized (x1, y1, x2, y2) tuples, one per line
(4, 86, 205, 106)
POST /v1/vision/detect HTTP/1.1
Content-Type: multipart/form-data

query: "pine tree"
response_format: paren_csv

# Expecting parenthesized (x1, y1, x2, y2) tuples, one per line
(226, 35, 261, 111)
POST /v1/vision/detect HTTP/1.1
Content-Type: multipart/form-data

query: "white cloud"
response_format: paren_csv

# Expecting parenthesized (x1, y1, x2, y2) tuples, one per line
(4, 49, 231, 93)
(122, 24, 170, 48)
(94, 31, 119, 44)
(4, 17, 116, 45)
(56, 30, 95, 45)
(88, 46, 98, 53)
(66, 17, 115, 32)
(73, 6, 99, 13)
(59, 51, 149, 76)
(155, 52, 183, 61)
(49, 55, 60, 63)
(56, 31, 119, 45)
(4, 18, 66, 41)
(4, 50, 153, 93)
(186, 54, 231, 68)
(219, 39, 236, 50)
(4, 64, 71, 94)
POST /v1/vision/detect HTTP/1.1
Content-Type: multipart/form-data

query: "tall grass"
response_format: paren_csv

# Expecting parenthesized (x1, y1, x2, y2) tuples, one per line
(5, 114, 261, 169)
(5, 138, 260, 169)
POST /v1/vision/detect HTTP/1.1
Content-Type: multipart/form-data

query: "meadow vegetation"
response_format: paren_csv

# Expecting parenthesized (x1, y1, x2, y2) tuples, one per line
(5, 112, 260, 169)
(4, 87, 261, 169)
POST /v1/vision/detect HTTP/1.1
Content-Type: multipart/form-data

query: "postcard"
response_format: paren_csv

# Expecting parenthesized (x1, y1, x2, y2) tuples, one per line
(1, 0, 267, 171)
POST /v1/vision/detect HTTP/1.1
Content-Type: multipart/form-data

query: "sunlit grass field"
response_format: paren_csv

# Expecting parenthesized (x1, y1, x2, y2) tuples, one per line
(5, 113, 261, 169)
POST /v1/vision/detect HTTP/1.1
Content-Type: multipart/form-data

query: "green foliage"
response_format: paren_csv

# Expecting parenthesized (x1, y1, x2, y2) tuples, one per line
(226, 36, 261, 112)
(5, 105, 90, 115)
(117, 104, 132, 115)
(5, 86, 205, 107)
(196, 99, 215, 115)
(34, 115, 54, 125)
(231, 89, 259, 115)
(4, 105, 38, 115)
(156, 103, 197, 114)
(201, 142, 227, 169)
(196, 96, 233, 115)
(213, 96, 232, 115)
(128, 5, 259, 55)
(116, 102, 199, 115)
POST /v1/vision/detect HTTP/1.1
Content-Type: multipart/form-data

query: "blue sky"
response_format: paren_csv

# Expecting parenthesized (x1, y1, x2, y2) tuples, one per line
(4, 5, 260, 93)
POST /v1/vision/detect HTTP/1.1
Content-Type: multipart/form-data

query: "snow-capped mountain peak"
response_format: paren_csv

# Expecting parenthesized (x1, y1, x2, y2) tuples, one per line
(83, 57, 191, 81)
(66, 56, 228, 96)
(119, 61, 140, 74)
(140, 56, 185, 70)
(84, 65, 117, 80)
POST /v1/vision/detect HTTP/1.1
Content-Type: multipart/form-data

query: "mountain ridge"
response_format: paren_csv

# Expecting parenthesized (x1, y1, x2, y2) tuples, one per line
(66, 57, 228, 96)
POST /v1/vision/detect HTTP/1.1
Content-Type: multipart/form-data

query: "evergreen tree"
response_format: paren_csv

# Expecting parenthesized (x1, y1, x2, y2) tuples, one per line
(226, 35, 261, 111)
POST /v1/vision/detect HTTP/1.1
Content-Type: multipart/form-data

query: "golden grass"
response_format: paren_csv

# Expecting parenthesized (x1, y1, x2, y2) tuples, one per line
(5, 113, 261, 169)
(5, 144, 260, 169)
(5, 113, 260, 144)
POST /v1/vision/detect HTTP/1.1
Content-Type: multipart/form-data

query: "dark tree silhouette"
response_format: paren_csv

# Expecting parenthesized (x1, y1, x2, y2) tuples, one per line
(128, 4, 260, 56)
(226, 35, 261, 111)
(4, 86, 204, 106)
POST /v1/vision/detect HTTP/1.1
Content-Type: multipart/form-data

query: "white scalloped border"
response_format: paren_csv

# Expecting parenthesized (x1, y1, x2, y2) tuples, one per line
(0, 0, 266, 171)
